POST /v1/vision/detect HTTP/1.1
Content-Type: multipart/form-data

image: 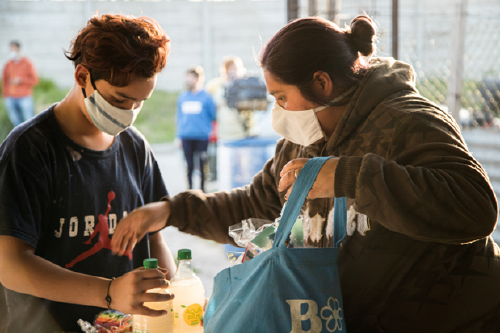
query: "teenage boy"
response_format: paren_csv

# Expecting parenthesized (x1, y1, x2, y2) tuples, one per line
(0, 15, 176, 332)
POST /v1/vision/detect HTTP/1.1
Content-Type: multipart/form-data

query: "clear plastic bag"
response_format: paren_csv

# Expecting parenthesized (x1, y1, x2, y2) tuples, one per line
(228, 203, 305, 265)
(228, 218, 275, 248)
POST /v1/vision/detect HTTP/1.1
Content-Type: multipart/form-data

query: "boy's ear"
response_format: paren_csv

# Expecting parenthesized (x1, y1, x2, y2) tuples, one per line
(75, 65, 90, 89)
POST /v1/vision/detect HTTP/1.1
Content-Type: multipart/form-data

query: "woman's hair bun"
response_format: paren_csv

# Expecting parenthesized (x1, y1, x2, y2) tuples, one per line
(348, 15, 376, 56)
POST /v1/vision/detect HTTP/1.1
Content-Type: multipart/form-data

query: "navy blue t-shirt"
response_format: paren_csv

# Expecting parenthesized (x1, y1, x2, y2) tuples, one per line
(0, 105, 168, 332)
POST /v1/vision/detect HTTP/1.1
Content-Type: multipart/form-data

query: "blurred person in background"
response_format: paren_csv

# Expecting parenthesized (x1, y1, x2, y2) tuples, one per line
(206, 55, 251, 140)
(206, 55, 246, 95)
(176, 66, 216, 192)
(0, 15, 176, 332)
(2, 40, 38, 127)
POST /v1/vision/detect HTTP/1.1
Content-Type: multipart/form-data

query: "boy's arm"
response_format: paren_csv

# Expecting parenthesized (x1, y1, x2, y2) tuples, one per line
(0, 235, 172, 316)
(149, 232, 176, 280)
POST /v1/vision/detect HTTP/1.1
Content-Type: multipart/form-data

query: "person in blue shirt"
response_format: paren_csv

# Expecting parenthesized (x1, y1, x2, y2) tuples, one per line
(176, 66, 216, 192)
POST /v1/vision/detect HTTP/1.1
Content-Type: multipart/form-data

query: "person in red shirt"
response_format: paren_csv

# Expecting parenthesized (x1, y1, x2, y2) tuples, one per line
(2, 40, 39, 126)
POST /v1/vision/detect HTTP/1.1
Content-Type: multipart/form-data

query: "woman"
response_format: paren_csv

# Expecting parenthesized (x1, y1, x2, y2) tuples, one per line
(0, 15, 175, 332)
(112, 16, 500, 332)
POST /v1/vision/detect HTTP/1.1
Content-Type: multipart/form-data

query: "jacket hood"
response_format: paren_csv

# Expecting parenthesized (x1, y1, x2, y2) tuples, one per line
(324, 57, 418, 152)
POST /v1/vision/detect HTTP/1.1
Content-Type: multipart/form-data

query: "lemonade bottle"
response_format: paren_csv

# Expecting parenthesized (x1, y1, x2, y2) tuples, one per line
(133, 258, 174, 333)
(169, 249, 205, 333)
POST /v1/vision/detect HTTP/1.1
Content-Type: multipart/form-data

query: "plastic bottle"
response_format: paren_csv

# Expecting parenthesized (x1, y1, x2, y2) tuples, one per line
(169, 249, 205, 333)
(133, 258, 174, 333)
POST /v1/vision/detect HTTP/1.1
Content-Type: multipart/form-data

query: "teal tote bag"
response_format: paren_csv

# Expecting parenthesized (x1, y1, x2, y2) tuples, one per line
(204, 157, 348, 333)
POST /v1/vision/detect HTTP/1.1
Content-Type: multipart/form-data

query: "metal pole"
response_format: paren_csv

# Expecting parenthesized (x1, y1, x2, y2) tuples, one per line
(326, 0, 334, 21)
(334, 0, 341, 25)
(309, 0, 316, 16)
(447, 0, 468, 125)
(288, 0, 299, 21)
(392, 0, 398, 59)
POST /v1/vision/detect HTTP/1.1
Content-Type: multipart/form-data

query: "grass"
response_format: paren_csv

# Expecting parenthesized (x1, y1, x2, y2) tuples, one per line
(134, 90, 178, 143)
(0, 78, 178, 144)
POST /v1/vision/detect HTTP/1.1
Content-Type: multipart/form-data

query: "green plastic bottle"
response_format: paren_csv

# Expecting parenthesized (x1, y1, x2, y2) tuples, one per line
(133, 258, 173, 333)
(169, 249, 205, 332)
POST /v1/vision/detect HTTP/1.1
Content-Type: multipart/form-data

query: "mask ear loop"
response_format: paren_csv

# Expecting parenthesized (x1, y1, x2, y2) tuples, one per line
(81, 67, 98, 99)
(323, 84, 358, 108)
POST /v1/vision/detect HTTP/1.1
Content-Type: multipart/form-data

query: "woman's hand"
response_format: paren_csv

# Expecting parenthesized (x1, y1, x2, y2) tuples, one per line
(109, 267, 174, 316)
(278, 158, 339, 200)
(111, 201, 171, 256)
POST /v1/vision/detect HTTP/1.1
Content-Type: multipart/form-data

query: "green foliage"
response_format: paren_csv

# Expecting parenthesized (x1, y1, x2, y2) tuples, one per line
(0, 77, 179, 144)
(133, 90, 178, 144)
(0, 101, 13, 142)
(33, 78, 69, 113)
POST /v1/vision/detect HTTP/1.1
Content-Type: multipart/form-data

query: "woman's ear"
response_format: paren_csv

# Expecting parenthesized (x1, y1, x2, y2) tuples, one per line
(312, 71, 333, 98)
(74, 65, 90, 89)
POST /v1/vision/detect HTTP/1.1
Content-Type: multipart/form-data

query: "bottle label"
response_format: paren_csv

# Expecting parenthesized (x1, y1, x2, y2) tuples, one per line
(182, 303, 203, 326)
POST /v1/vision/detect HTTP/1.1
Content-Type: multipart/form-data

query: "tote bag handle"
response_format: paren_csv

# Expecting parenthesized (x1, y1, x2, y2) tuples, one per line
(274, 157, 347, 249)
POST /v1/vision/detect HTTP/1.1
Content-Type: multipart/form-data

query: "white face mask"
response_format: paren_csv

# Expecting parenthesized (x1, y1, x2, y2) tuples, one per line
(9, 51, 19, 60)
(83, 87, 142, 136)
(271, 85, 357, 146)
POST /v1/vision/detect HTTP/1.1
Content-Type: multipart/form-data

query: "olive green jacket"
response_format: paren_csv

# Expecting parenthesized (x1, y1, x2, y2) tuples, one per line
(165, 58, 500, 332)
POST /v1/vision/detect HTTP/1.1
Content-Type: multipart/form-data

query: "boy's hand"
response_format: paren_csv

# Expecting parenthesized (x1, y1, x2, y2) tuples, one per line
(111, 201, 171, 256)
(109, 267, 174, 316)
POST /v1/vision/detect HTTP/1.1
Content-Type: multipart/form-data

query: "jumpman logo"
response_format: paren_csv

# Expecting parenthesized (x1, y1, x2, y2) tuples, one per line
(66, 191, 132, 268)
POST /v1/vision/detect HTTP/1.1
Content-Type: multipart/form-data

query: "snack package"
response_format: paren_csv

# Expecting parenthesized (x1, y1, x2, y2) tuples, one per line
(78, 310, 133, 333)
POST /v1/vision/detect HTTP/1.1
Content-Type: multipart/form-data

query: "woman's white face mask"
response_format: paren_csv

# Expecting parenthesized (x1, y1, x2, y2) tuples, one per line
(82, 76, 142, 136)
(271, 85, 357, 147)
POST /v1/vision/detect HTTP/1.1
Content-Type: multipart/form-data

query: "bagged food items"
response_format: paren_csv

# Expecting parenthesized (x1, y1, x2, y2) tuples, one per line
(78, 310, 132, 333)
(78, 319, 97, 333)
(228, 203, 305, 265)
(228, 218, 275, 248)
(287, 217, 304, 248)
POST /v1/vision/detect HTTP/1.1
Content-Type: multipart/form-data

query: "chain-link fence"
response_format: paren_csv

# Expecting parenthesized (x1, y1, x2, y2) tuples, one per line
(296, 0, 500, 128)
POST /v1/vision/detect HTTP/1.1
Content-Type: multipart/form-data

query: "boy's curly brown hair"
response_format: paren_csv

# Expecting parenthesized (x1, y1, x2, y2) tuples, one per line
(65, 14, 170, 87)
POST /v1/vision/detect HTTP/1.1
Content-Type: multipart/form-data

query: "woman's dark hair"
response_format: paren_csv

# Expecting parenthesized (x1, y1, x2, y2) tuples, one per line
(65, 14, 170, 87)
(260, 15, 376, 104)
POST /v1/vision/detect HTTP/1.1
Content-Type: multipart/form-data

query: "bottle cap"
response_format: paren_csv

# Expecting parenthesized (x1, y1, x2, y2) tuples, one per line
(178, 249, 192, 260)
(143, 258, 158, 269)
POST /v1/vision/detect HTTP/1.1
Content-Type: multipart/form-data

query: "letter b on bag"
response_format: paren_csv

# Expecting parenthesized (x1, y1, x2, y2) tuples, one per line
(286, 300, 322, 333)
